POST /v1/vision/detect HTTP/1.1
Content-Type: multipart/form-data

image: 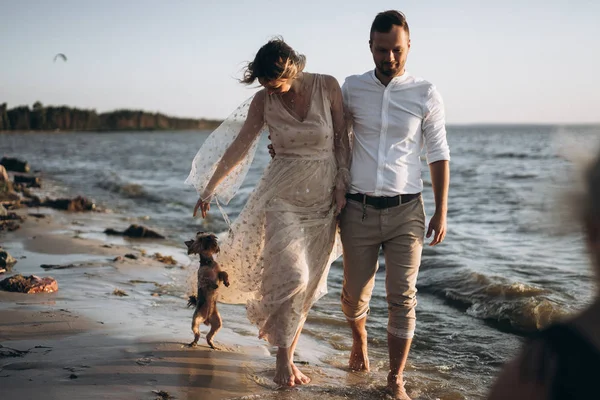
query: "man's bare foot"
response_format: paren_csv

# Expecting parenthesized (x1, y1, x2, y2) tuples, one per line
(387, 372, 411, 400)
(291, 363, 311, 384)
(349, 332, 370, 371)
(273, 349, 295, 387)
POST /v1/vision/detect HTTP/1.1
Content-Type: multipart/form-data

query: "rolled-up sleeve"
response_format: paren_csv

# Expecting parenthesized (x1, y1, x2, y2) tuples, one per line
(341, 80, 351, 111)
(422, 85, 450, 164)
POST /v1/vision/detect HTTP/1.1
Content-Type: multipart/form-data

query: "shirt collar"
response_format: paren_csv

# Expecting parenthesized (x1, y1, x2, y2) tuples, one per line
(370, 69, 410, 86)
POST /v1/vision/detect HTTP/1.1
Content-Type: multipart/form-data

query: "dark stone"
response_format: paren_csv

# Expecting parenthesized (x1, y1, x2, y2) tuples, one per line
(42, 196, 95, 212)
(0, 248, 17, 269)
(124, 253, 138, 260)
(0, 180, 18, 202)
(0, 274, 58, 293)
(28, 213, 47, 218)
(104, 224, 164, 239)
(40, 264, 77, 270)
(0, 221, 20, 232)
(21, 196, 42, 207)
(0, 212, 24, 232)
(0, 157, 30, 173)
(0, 212, 24, 222)
(13, 174, 41, 188)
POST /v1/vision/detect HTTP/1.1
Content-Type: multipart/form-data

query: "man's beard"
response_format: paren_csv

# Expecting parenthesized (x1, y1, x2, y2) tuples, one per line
(377, 61, 402, 77)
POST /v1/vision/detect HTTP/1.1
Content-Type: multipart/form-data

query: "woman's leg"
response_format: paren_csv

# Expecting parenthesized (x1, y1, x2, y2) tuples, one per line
(264, 211, 304, 387)
(274, 346, 295, 386)
(288, 319, 310, 384)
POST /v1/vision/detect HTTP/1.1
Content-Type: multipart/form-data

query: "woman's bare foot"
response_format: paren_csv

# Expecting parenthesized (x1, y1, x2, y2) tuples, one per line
(274, 348, 295, 387)
(291, 363, 311, 384)
(387, 372, 411, 400)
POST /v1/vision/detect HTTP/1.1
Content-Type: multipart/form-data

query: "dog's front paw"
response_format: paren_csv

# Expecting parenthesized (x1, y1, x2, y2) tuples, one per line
(224, 280, 230, 287)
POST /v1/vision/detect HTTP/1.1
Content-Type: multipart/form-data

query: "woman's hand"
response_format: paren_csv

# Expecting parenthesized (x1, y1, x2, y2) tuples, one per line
(193, 197, 211, 218)
(268, 135, 276, 159)
(334, 188, 346, 216)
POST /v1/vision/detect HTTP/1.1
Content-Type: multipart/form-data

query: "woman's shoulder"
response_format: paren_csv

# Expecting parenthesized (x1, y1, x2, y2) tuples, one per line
(250, 89, 267, 106)
(310, 73, 340, 89)
(308, 73, 341, 98)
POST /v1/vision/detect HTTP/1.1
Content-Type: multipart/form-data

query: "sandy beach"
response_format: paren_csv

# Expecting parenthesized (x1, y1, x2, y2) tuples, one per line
(4, 125, 596, 399)
(0, 208, 272, 400)
(1, 199, 390, 400)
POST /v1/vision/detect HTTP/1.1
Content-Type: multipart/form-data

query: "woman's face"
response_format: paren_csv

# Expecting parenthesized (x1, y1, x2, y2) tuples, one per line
(259, 77, 294, 95)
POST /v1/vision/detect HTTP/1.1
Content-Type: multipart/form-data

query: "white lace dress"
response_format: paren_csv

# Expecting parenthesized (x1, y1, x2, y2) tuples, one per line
(186, 73, 350, 348)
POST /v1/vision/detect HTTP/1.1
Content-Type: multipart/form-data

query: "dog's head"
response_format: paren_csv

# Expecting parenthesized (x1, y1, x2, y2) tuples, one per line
(185, 231, 220, 256)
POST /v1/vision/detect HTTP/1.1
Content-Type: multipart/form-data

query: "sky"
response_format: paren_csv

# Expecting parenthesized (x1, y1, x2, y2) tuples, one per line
(1, 0, 599, 124)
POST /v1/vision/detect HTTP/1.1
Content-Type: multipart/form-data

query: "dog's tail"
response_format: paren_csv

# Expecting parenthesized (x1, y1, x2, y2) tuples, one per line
(187, 295, 198, 308)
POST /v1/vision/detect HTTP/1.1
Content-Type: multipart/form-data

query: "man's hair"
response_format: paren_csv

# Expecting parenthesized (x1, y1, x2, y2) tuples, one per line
(370, 10, 410, 42)
(241, 37, 306, 85)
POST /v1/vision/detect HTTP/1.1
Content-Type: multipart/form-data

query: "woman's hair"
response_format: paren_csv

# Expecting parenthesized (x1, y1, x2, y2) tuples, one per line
(241, 37, 306, 85)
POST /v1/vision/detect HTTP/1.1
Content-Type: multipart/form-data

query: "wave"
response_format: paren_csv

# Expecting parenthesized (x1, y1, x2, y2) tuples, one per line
(503, 173, 539, 180)
(96, 180, 161, 202)
(493, 152, 552, 160)
(418, 270, 568, 334)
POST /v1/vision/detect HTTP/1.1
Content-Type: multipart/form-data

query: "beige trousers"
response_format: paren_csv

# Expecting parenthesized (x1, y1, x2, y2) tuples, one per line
(339, 196, 426, 339)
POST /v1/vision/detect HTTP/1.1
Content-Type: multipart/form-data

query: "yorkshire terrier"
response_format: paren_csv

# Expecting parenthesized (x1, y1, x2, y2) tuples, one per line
(185, 231, 229, 349)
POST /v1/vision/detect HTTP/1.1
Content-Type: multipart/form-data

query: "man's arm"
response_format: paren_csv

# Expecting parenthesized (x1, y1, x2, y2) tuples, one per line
(427, 160, 449, 246)
(422, 85, 450, 246)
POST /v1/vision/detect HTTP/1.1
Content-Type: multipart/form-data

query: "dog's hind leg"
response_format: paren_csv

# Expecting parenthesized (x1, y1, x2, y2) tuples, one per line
(189, 308, 204, 347)
(206, 311, 223, 350)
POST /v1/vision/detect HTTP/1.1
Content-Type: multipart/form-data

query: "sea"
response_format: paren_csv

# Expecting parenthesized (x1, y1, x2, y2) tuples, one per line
(2, 124, 599, 399)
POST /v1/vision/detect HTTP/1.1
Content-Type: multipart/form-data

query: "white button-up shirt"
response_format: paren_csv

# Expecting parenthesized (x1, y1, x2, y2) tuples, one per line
(342, 70, 450, 196)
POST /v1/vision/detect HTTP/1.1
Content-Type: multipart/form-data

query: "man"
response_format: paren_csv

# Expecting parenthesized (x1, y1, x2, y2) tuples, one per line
(339, 10, 450, 400)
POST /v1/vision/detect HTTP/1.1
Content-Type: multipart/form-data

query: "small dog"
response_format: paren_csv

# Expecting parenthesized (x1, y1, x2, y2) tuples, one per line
(185, 231, 229, 349)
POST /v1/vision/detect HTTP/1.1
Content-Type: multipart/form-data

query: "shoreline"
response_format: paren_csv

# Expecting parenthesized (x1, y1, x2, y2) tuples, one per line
(0, 209, 270, 399)
(0, 128, 215, 134)
(1, 189, 384, 399)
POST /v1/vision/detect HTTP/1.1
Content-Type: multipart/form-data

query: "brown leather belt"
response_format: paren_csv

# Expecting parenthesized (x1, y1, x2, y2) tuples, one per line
(346, 192, 421, 209)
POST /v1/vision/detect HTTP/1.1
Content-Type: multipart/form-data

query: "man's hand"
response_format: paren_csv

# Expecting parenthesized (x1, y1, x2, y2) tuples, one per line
(334, 189, 346, 215)
(193, 197, 210, 218)
(426, 210, 446, 246)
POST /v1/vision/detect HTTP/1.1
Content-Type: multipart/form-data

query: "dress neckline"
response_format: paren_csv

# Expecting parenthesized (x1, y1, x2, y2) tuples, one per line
(275, 73, 318, 123)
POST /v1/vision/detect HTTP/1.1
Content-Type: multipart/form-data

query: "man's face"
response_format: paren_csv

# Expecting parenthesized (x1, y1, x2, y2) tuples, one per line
(370, 25, 410, 78)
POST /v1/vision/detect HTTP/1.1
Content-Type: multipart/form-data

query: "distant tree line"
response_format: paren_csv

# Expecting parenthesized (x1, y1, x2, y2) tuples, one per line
(0, 102, 222, 131)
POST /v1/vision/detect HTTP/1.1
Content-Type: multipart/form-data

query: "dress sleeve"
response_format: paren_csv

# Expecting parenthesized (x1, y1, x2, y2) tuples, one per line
(185, 91, 266, 205)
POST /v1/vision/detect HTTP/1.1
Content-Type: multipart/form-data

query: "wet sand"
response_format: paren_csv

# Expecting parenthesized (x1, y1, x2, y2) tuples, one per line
(1, 208, 399, 400)
(0, 210, 270, 400)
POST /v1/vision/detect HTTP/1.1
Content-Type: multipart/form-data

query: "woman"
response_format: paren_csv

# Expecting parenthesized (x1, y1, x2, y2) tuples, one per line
(488, 146, 600, 399)
(185, 38, 351, 387)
